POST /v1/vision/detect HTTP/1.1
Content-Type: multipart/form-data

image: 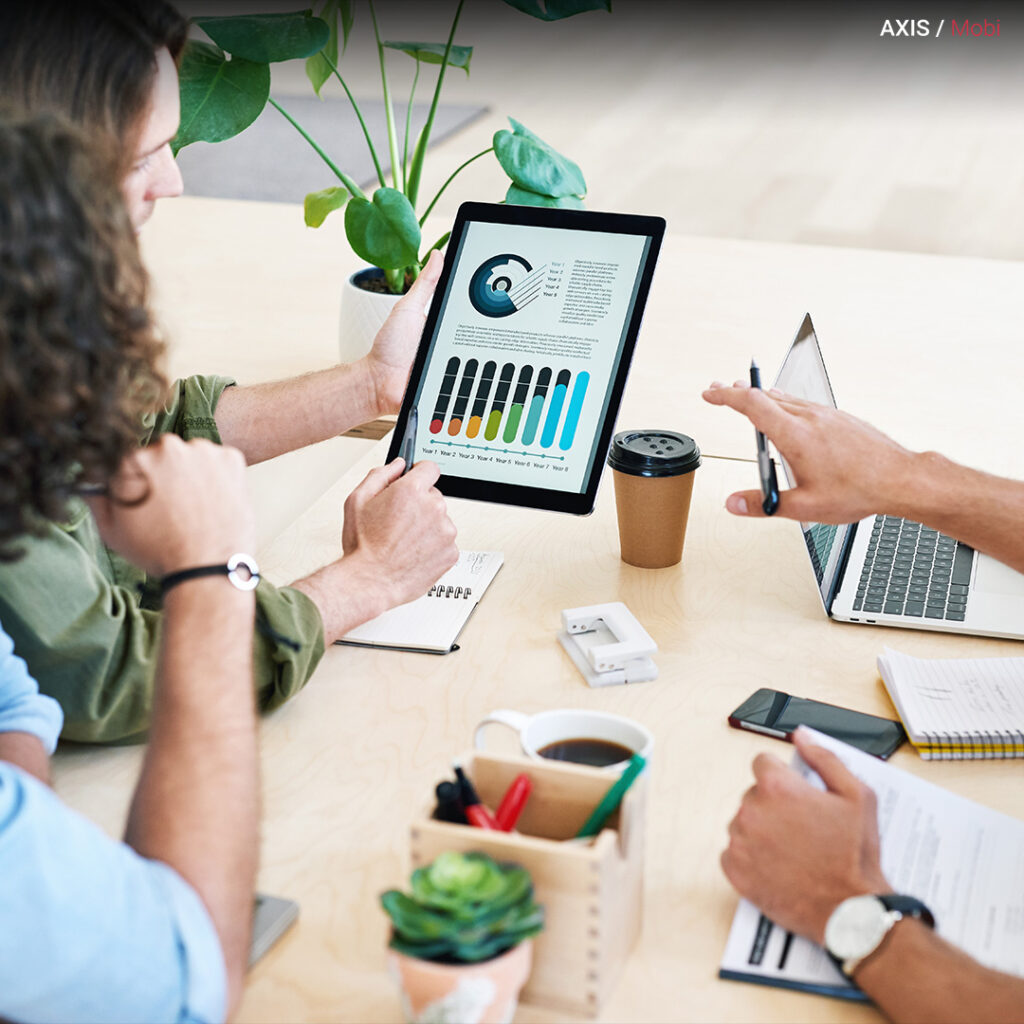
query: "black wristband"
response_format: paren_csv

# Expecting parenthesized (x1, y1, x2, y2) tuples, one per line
(879, 893, 935, 929)
(160, 553, 260, 596)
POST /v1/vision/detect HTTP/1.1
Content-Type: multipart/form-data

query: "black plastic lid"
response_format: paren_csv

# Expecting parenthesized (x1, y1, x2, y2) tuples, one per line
(607, 430, 701, 477)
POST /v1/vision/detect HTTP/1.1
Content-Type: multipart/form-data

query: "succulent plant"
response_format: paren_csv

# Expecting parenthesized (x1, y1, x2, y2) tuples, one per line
(381, 851, 544, 963)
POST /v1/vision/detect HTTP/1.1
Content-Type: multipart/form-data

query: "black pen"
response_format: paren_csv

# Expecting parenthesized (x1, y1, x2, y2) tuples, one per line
(749, 358, 780, 515)
(398, 406, 418, 476)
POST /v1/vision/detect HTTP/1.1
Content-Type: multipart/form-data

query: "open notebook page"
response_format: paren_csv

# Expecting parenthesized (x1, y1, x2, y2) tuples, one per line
(337, 551, 503, 653)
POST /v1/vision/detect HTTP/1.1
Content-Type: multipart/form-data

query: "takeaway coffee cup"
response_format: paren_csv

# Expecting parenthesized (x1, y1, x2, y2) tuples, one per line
(474, 708, 654, 772)
(607, 429, 701, 568)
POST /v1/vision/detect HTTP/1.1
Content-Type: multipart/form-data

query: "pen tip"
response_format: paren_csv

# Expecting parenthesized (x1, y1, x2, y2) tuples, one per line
(750, 357, 759, 370)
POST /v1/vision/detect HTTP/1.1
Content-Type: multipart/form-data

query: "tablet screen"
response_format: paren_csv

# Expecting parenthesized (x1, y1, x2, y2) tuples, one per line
(390, 203, 664, 514)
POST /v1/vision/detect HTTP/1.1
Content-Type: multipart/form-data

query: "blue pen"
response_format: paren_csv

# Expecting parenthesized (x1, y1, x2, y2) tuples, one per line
(749, 359, 779, 515)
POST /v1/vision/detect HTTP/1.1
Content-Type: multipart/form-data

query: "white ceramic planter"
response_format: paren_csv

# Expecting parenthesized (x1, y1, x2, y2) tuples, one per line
(338, 267, 401, 364)
(387, 939, 533, 1024)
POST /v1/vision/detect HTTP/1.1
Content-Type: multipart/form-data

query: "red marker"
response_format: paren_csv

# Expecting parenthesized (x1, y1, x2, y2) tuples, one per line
(454, 765, 497, 830)
(495, 773, 532, 832)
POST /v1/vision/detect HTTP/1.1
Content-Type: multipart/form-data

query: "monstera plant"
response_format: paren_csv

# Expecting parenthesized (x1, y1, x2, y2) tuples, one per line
(173, 0, 610, 295)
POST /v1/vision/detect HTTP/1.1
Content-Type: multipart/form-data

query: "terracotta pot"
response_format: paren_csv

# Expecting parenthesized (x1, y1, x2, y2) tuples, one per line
(338, 267, 400, 363)
(387, 939, 533, 1024)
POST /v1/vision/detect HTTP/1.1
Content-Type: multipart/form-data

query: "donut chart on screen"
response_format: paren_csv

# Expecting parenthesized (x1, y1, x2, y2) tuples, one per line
(467, 254, 545, 318)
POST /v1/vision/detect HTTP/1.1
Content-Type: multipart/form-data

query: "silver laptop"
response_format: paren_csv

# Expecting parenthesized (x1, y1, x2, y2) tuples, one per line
(775, 314, 1024, 641)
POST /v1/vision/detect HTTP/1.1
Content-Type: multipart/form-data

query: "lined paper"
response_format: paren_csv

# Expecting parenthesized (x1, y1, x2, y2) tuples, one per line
(878, 648, 1024, 759)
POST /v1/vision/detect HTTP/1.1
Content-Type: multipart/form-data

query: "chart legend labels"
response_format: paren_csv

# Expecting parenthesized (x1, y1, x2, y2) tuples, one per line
(426, 356, 589, 452)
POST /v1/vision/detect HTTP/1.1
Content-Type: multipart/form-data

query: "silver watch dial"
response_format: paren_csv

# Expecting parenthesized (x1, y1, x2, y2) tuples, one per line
(824, 895, 891, 961)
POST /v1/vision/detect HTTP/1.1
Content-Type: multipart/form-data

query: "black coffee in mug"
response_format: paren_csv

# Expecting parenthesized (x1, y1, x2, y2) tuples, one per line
(537, 737, 635, 767)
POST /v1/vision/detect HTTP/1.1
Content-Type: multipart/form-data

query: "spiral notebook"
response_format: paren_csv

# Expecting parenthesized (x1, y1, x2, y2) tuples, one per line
(335, 551, 503, 654)
(877, 647, 1024, 759)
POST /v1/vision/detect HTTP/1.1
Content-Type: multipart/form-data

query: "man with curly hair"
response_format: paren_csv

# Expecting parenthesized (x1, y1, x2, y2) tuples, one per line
(0, 0, 458, 742)
(0, 114, 261, 1023)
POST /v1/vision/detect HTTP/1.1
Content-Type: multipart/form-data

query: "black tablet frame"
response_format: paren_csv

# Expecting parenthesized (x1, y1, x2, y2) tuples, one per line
(386, 201, 665, 515)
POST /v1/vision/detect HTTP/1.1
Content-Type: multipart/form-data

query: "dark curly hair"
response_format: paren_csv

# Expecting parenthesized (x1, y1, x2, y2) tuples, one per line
(0, 115, 167, 556)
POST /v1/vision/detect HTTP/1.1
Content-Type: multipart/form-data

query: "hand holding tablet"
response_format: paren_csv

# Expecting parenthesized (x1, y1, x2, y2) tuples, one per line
(388, 202, 665, 515)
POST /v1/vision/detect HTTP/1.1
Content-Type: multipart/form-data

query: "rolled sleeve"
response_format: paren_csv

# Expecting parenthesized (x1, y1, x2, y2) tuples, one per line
(142, 374, 237, 445)
(0, 624, 62, 753)
(253, 580, 326, 712)
(0, 763, 227, 1024)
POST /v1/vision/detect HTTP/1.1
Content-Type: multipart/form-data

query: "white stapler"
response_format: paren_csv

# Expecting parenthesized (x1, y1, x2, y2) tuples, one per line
(558, 602, 658, 687)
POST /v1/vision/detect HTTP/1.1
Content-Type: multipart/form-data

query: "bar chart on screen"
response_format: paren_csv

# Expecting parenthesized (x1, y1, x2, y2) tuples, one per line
(426, 355, 590, 456)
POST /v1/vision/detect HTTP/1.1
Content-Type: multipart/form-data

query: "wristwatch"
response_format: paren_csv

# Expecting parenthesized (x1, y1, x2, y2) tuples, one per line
(824, 893, 935, 978)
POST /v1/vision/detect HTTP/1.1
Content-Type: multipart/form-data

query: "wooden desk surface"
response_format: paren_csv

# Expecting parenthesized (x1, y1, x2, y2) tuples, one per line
(51, 199, 1024, 1022)
(55, 444, 1024, 1023)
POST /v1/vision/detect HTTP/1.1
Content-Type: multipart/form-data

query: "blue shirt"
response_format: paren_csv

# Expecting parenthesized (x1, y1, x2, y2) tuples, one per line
(0, 624, 227, 1023)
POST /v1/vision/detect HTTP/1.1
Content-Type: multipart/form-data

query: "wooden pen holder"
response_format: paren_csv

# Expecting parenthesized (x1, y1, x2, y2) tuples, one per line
(409, 751, 646, 1017)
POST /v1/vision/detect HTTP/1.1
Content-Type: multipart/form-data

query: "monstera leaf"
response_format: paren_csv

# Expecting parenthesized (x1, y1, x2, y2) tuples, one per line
(344, 188, 421, 269)
(306, 0, 355, 96)
(195, 11, 329, 63)
(173, 41, 269, 154)
(304, 185, 350, 227)
(505, 184, 585, 209)
(383, 40, 473, 73)
(499, 0, 611, 21)
(493, 118, 586, 201)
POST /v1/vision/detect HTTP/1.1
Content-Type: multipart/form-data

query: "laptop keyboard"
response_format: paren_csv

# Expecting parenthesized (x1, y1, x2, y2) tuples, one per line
(854, 516, 974, 621)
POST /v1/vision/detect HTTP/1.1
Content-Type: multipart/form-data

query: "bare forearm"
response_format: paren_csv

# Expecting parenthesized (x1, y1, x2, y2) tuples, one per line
(0, 733, 50, 784)
(885, 451, 1024, 574)
(215, 359, 382, 464)
(125, 580, 258, 1014)
(290, 554, 396, 644)
(856, 920, 1024, 1023)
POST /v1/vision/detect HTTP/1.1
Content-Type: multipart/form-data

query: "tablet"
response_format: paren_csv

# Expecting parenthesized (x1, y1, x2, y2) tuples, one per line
(388, 202, 665, 514)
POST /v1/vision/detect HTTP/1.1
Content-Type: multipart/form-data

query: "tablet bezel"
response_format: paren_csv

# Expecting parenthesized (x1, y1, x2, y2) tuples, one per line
(387, 201, 665, 515)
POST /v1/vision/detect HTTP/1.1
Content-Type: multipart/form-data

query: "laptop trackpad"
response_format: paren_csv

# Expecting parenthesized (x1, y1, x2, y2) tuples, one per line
(974, 555, 1024, 597)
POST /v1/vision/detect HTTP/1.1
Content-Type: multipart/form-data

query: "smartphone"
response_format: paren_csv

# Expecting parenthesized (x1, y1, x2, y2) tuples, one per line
(249, 893, 299, 967)
(728, 688, 906, 759)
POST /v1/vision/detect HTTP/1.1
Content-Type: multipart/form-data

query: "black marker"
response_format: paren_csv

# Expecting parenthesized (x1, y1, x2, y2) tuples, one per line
(749, 359, 779, 515)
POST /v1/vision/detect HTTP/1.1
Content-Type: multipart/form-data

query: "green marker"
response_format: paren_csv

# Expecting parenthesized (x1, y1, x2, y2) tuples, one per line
(574, 753, 646, 839)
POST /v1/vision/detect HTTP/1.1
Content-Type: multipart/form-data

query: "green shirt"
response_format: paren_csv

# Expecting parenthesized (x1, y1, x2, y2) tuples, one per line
(0, 375, 325, 743)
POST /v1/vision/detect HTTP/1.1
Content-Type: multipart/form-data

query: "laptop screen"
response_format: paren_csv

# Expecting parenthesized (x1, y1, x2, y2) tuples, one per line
(772, 315, 855, 610)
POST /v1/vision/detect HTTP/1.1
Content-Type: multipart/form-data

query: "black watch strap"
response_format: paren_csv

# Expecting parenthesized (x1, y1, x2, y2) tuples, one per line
(878, 893, 935, 929)
(160, 553, 260, 596)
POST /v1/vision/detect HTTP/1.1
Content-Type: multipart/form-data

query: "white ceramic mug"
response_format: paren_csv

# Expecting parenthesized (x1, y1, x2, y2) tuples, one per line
(473, 708, 654, 771)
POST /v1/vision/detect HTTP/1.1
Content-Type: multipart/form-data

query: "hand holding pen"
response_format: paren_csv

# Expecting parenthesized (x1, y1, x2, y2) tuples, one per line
(749, 359, 780, 516)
